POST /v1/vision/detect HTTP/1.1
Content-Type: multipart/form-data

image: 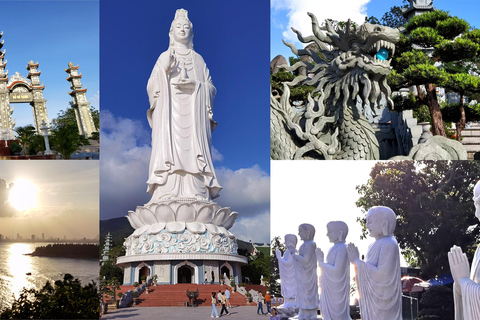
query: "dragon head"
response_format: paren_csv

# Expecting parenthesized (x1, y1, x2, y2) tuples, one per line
(283, 13, 400, 109)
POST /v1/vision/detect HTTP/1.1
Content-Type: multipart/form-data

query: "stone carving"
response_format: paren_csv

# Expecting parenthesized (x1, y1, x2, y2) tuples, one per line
(123, 229, 238, 256)
(316, 221, 351, 320)
(125, 9, 238, 244)
(448, 180, 480, 319)
(271, 13, 400, 160)
(347, 206, 402, 320)
(390, 135, 467, 160)
(288, 224, 318, 319)
(276, 234, 297, 309)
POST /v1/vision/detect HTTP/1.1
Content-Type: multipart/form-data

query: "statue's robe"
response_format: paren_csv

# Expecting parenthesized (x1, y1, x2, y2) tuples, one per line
(354, 236, 402, 320)
(294, 240, 319, 314)
(454, 245, 480, 320)
(146, 49, 221, 200)
(276, 249, 297, 308)
(319, 243, 351, 320)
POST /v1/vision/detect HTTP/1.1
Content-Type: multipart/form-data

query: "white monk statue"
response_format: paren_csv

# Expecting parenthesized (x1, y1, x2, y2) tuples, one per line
(347, 206, 402, 320)
(288, 223, 319, 319)
(448, 180, 480, 320)
(146, 8, 221, 203)
(276, 234, 298, 308)
(316, 221, 351, 320)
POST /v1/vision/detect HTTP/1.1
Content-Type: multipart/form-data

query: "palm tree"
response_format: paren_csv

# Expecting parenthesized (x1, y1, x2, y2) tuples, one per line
(50, 124, 89, 159)
(14, 125, 36, 155)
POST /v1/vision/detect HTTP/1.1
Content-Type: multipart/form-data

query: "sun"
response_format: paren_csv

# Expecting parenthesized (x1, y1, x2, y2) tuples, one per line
(8, 178, 38, 212)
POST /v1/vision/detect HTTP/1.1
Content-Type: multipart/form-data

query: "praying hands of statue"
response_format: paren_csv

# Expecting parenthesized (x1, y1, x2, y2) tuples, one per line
(347, 243, 360, 264)
(448, 245, 471, 284)
(316, 248, 324, 264)
(287, 243, 296, 256)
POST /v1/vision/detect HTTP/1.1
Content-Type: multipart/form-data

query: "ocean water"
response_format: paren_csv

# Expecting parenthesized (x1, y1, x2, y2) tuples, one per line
(0, 242, 99, 311)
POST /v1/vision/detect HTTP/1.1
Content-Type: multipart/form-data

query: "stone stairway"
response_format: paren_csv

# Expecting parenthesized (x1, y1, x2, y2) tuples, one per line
(120, 284, 255, 307)
(460, 123, 480, 159)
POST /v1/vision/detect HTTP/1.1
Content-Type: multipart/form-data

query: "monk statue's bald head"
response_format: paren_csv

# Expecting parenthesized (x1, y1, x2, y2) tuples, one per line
(366, 206, 397, 239)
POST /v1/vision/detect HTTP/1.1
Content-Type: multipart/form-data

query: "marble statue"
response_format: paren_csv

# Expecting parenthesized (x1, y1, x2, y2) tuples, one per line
(276, 234, 298, 308)
(123, 9, 238, 255)
(271, 13, 400, 160)
(448, 180, 480, 320)
(347, 206, 402, 320)
(316, 221, 351, 320)
(146, 8, 221, 202)
(288, 224, 319, 319)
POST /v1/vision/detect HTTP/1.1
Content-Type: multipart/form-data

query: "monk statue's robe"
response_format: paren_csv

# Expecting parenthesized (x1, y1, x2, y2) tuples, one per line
(276, 249, 297, 308)
(454, 245, 480, 320)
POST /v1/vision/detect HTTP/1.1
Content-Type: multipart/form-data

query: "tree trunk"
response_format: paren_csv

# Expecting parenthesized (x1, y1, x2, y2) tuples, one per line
(456, 95, 466, 142)
(426, 83, 446, 136)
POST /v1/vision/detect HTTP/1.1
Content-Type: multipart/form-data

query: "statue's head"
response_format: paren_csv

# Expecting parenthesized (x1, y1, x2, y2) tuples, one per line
(169, 9, 194, 49)
(298, 223, 315, 241)
(326, 221, 348, 243)
(474, 180, 480, 221)
(284, 234, 297, 248)
(366, 206, 396, 239)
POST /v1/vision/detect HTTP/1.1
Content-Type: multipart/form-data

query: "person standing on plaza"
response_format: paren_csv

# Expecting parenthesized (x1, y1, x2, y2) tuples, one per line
(257, 292, 265, 315)
(264, 291, 271, 315)
(211, 292, 219, 318)
(225, 288, 232, 308)
(220, 291, 230, 316)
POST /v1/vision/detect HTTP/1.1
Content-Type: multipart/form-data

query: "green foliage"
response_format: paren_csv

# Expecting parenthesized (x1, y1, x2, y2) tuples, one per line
(14, 125, 36, 155)
(418, 285, 454, 320)
(100, 260, 123, 281)
(271, 69, 316, 102)
(50, 124, 89, 160)
(270, 236, 285, 295)
(436, 17, 470, 39)
(445, 73, 480, 95)
(27, 135, 45, 156)
(395, 50, 433, 73)
(380, 5, 407, 28)
(403, 64, 449, 86)
(406, 10, 451, 32)
(100, 277, 121, 303)
(241, 251, 270, 285)
(0, 274, 99, 319)
(9, 142, 21, 154)
(436, 38, 480, 62)
(356, 161, 480, 278)
(410, 27, 444, 47)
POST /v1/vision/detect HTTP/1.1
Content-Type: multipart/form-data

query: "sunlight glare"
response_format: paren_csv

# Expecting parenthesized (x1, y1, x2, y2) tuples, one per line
(8, 178, 38, 212)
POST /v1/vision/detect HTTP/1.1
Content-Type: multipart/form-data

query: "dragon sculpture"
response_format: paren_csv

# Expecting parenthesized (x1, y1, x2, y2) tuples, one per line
(271, 13, 400, 160)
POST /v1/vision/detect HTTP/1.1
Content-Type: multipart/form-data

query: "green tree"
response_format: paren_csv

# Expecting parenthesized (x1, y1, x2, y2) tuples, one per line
(418, 285, 454, 320)
(270, 236, 285, 296)
(100, 260, 124, 281)
(356, 161, 480, 278)
(241, 252, 270, 285)
(0, 274, 99, 319)
(389, 10, 480, 137)
(14, 125, 35, 155)
(50, 124, 89, 159)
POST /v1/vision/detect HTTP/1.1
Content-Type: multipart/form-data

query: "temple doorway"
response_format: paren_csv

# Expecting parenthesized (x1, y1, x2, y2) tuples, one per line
(178, 265, 193, 283)
(139, 265, 150, 282)
(220, 266, 230, 279)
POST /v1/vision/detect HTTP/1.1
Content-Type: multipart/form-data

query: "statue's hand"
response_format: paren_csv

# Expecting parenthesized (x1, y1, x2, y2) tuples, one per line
(172, 79, 196, 90)
(316, 248, 324, 263)
(448, 245, 470, 283)
(163, 48, 176, 73)
(275, 249, 282, 259)
(347, 243, 360, 264)
(287, 244, 296, 255)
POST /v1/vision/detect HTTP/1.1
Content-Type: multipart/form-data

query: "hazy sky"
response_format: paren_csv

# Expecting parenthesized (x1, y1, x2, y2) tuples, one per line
(99, 0, 271, 243)
(0, 161, 99, 240)
(1, 0, 99, 128)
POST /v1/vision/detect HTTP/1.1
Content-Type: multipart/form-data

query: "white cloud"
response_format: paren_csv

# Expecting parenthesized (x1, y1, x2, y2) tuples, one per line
(212, 146, 224, 162)
(89, 91, 100, 109)
(273, 0, 371, 46)
(230, 211, 270, 244)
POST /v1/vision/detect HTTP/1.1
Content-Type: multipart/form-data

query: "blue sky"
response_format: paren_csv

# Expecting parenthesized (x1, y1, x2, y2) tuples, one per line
(1, 0, 99, 128)
(99, 0, 271, 243)
(271, 0, 480, 61)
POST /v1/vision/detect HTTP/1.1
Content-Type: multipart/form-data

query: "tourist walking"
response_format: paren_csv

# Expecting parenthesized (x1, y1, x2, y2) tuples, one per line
(220, 291, 230, 316)
(265, 291, 271, 314)
(257, 292, 265, 315)
(211, 292, 219, 318)
(225, 288, 232, 308)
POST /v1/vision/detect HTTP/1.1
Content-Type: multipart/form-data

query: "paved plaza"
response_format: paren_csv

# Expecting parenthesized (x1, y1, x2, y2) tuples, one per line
(101, 306, 272, 320)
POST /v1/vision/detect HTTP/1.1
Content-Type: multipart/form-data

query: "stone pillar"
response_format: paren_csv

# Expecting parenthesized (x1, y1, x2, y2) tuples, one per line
(65, 62, 96, 138)
(27, 60, 49, 134)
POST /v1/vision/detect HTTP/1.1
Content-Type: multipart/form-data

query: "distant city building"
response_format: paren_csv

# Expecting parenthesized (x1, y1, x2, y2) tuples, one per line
(31, 234, 35, 241)
(42, 233, 45, 240)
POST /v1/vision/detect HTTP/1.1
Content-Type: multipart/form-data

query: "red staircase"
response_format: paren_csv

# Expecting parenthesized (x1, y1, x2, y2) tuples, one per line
(119, 284, 256, 307)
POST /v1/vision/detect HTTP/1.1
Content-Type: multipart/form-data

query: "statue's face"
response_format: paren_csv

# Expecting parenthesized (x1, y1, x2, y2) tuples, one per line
(326, 225, 340, 243)
(366, 210, 383, 239)
(298, 226, 309, 241)
(173, 18, 191, 44)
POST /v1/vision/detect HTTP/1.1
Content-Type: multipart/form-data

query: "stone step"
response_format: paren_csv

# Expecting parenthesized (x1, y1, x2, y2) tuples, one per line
(460, 136, 480, 144)
(460, 130, 480, 137)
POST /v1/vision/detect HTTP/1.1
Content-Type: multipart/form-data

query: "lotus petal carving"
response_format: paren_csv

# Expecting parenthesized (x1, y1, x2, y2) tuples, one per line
(126, 199, 238, 237)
